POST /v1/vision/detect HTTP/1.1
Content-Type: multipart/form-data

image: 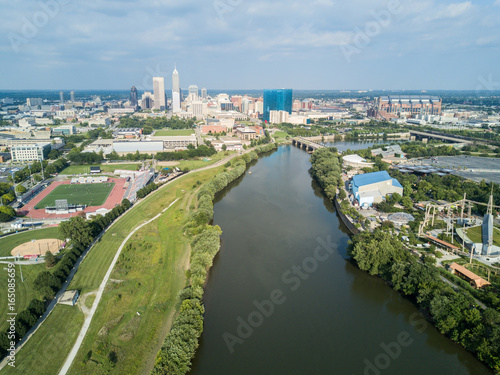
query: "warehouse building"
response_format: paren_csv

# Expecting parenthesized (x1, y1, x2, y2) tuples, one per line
(113, 141, 164, 156)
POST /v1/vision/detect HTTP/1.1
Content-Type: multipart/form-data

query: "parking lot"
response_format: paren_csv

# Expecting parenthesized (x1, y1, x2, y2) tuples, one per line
(412, 156, 500, 184)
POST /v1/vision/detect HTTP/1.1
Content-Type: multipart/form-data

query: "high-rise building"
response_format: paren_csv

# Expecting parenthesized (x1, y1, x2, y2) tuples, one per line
(153, 77, 166, 111)
(263, 89, 292, 122)
(201, 88, 207, 99)
(141, 91, 154, 109)
(59, 91, 64, 104)
(130, 86, 138, 107)
(172, 68, 181, 112)
(70, 91, 75, 102)
(191, 101, 204, 118)
(231, 95, 242, 111)
(188, 85, 199, 100)
(26, 98, 43, 107)
(172, 92, 181, 113)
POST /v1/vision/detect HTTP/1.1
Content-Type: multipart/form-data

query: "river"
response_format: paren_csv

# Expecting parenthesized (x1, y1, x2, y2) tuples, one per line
(190, 142, 492, 375)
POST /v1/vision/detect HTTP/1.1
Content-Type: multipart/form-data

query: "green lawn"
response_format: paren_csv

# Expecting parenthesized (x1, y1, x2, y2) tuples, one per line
(273, 131, 289, 139)
(154, 129, 195, 136)
(466, 225, 500, 247)
(35, 183, 115, 209)
(176, 151, 234, 171)
(0, 227, 61, 257)
(2, 305, 84, 375)
(60, 164, 140, 175)
(0, 263, 47, 331)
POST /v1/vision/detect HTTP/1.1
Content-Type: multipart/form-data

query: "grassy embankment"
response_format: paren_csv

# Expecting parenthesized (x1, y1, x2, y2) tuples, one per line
(466, 225, 500, 247)
(0, 227, 61, 331)
(60, 164, 140, 175)
(175, 151, 234, 171)
(2, 167, 224, 374)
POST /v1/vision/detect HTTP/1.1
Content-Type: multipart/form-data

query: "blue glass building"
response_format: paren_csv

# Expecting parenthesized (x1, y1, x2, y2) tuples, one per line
(263, 89, 292, 122)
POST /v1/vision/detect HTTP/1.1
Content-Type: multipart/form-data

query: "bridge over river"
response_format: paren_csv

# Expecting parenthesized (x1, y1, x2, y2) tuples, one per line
(291, 137, 324, 152)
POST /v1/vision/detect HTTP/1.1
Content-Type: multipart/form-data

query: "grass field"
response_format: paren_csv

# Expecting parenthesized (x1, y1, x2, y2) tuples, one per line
(0, 263, 47, 331)
(466, 225, 500, 247)
(3, 305, 84, 375)
(175, 150, 234, 171)
(273, 131, 289, 139)
(154, 129, 195, 136)
(35, 183, 115, 209)
(0, 227, 61, 257)
(60, 164, 140, 175)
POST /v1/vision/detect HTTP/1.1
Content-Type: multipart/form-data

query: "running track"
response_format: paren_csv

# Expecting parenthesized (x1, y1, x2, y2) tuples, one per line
(18, 178, 127, 219)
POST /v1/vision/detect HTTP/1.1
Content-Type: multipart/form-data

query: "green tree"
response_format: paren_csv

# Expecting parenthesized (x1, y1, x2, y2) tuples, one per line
(59, 217, 93, 246)
(45, 251, 56, 268)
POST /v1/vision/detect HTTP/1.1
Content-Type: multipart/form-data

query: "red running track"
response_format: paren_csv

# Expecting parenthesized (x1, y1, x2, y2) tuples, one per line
(18, 178, 127, 219)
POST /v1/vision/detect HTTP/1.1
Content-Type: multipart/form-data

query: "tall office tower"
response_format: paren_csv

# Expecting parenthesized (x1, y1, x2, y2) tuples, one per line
(188, 85, 199, 100)
(59, 91, 64, 104)
(70, 91, 75, 102)
(172, 67, 181, 112)
(141, 91, 154, 109)
(130, 86, 138, 107)
(241, 97, 251, 114)
(201, 88, 207, 99)
(172, 92, 181, 113)
(153, 77, 166, 111)
(263, 89, 292, 122)
(172, 68, 180, 94)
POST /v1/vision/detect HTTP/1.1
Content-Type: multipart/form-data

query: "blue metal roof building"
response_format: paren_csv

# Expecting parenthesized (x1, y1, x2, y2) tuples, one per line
(351, 171, 404, 207)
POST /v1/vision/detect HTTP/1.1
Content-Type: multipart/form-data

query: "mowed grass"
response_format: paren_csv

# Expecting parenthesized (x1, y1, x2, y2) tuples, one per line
(0, 263, 47, 331)
(35, 183, 115, 209)
(154, 129, 195, 136)
(10, 167, 223, 375)
(466, 225, 500, 247)
(2, 305, 84, 375)
(60, 164, 141, 175)
(273, 130, 289, 139)
(69, 193, 195, 374)
(0, 227, 60, 257)
(176, 150, 234, 171)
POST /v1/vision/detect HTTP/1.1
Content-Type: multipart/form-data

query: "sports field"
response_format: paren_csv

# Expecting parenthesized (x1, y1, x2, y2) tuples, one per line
(35, 183, 115, 209)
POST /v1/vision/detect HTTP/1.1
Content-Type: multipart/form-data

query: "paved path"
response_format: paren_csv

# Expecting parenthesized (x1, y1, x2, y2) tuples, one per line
(58, 198, 180, 375)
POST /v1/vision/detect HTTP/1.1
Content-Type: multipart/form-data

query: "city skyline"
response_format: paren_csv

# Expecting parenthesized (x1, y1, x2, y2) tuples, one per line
(1, 1, 499, 91)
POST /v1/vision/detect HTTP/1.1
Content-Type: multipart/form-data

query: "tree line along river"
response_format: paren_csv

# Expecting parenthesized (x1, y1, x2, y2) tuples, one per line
(189, 141, 492, 375)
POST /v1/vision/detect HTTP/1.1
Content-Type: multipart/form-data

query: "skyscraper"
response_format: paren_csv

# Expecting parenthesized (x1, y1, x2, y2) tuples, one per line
(188, 85, 199, 100)
(70, 91, 75, 102)
(130, 86, 138, 107)
(172, 68, 181, 112)
(201, 88, 207, 99)
(263, 89, 292, 122)
(141, 91, 154, 109)
(59, 91, 64, 104)
(153, 77, 166, 111)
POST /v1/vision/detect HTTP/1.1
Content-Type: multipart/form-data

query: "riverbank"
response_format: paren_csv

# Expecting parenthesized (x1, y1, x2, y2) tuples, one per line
(309, 148, 499, 374)
(151, 143, 278, 375)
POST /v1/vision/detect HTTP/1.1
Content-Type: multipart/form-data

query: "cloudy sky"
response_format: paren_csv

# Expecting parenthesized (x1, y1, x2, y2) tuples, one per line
(1, 0, 499, 90)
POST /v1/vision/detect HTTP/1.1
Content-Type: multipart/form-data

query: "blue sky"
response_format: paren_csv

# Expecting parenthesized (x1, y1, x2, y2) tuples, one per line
(0, 0, 499, 90)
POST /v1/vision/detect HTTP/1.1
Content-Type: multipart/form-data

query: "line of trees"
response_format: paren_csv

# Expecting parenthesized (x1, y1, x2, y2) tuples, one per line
(11, 157, 68, 183)
(309, 147, 342, 201)
(0, 299, 45, 358)
(349, 230, 500, 372)
(118, 116, 195, 130)
(0, 199, 132, 361)
(136, 182, 158, 199)
(152, 143, 277, 375)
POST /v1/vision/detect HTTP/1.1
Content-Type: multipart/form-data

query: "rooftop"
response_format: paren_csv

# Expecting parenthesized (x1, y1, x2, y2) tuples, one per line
(352, 171, 403, 189)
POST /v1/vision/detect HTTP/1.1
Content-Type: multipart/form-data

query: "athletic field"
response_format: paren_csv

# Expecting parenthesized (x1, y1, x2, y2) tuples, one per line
(35, 183, 115, 209)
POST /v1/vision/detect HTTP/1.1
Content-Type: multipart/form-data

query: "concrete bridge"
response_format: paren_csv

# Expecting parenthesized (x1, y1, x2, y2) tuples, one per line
(291, 137, 325, 152)
(409, 130, 474, 145)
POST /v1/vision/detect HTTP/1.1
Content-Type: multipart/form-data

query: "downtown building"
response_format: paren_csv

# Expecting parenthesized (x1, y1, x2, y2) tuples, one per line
(263, 89, 292, 122)
(153, 77, 166, 111)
